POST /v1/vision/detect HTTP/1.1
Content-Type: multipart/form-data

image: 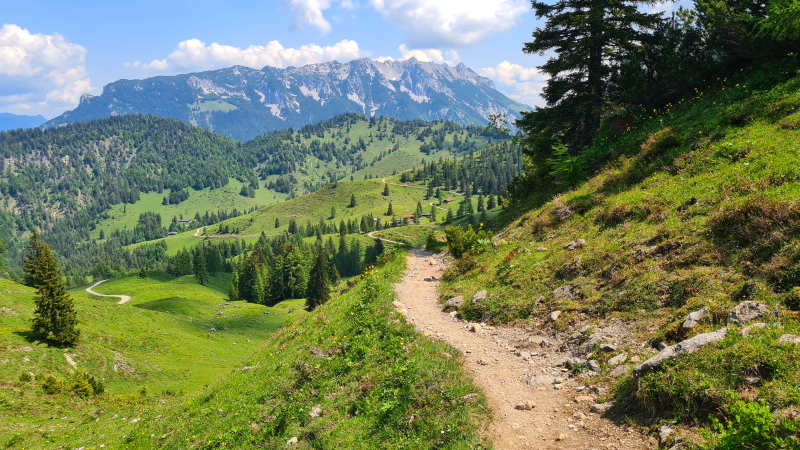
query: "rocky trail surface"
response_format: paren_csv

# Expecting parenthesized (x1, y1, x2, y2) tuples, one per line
(395, 250, 656, 449)
(86, 280, 131, 305)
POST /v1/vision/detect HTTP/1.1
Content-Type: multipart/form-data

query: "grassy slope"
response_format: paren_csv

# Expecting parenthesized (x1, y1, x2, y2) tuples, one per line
(0, 273, 300, 447)
(441, 61, 800, 441)
(3, 252, 491, 449)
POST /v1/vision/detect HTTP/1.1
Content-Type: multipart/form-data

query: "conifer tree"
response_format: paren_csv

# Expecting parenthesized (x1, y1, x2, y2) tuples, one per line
(193, 250, 209, 285)
(430, 205, 437, 222)
(139, 267, 148, 279)
(383, 184, 390, 196)
(23, 231, 45, 287)
(306, 247, 332, 311)
(349, 193, 357, 208)
(487, 195, 497, 210)
(29, 239, 79, 346)
(275, 217, 280, 228)
(386, 201, 394, 216)
(477, 195, 486, 212)
(446, 209, 455, 223)
(415, 202, 424, 224)
(229, 270, 240, 301)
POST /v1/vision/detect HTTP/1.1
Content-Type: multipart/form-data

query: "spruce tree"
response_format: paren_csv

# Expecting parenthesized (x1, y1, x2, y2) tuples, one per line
(487, 195, 497, 210)
(430, 205, 437, 222)
(383, 184, 390, 196)
(446, 209, 455, 223)
(349, 194, 357, 208)
(23, 231, 45, 287)
(30, 241, 79, 346)
(386, 201, 394, 216)
(275, 217, 280, 228)
(139, 267, 147, 279)
(193, 250, 209, 285)
(229, 270, 240, 301)
(415, 202, 424, 224)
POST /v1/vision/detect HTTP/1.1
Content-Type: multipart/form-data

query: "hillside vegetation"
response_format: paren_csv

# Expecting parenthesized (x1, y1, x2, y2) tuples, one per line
(441, 60, 800, 445)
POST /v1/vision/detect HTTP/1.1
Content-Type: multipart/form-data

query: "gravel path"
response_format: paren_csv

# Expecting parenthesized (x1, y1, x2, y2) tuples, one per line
(396, 249, 654, 449)
(86, 280, 131, 304)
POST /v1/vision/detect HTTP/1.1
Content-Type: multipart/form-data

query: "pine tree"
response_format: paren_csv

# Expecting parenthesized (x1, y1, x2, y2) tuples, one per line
(349, 193, 357, 208)
(383, 184, 390, 196)
(415, 202, 424, 224)
(305, 247, 332, 311)
(446, 209, 455, 223)
(139, 267, 147, 279)
(193, 250, 209, 285)
(386, 201, 394, 216)
(430, 205, 438, 222)
(229, 270, 240, 301)
(30, 241, 79, 346)
(487, 195, 497, 210)
(275, 217, 280, 228)
(23, 231, 45, 287)
(477, 195, 486, 212)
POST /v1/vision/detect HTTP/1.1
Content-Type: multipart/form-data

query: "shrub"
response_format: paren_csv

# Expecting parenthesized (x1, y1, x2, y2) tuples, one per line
(705, 399, 800, 449)
(18, 372, 32, 383)
(444, 226, 492, 259)
(41, 375, 65, 395)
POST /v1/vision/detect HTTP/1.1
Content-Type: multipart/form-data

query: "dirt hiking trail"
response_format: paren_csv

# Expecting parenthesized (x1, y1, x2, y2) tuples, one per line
(396, 250, 655, 449)
(86, 280, 131, 304)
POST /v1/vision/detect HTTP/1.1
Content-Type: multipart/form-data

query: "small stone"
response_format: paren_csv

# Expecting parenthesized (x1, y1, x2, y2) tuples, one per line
(740, 323, 767, 337)
(598, 344, 616, 353)
(573, 411, 587, 420)
(554, 285, 577, 301)
(557, 433, 567, 441)
(310, 404, 322, 418)
(574, 395, 593, 403)
(590, 403, 612, 413)
(546, 310, 562, 323)
(536, 247, 548, 252)
(471, 290, 488, 304)
(587, 360, 601, 372)
(609, 365, 629, 377)
(392, 301, 406, 309)
(682, 307, 708, 329)
(515, 401, 535, 410)
(445, 296, 464, 309)
(590, 386, 606, 396)
(469, 323, 482, 333)
(777, 334, 800, 345)
(659, 425, 674, 442)
(287, 436, 298, 445)
(728, 301, 769, 323)
(608, 353, 628, 366)
(744, 376, 761, 386)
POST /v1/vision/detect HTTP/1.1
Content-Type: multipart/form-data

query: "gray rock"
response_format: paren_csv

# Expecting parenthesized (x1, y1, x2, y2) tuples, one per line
(563, 357, 583, 369)
(609, 365, 629, 377)
(608, 353, 628, 366)
(526, 375, 554, 385)
(515, 401, 535, 410)
(517, 335, 550, 349)
(469, 323, 482, 333)
(590, 386, 606, 396)
(682, 307, 708, 329)
(578, 336, 599, 355)
(587, 360, 601, 372)
(445, 296, 464, 309)
(546, 310, 562, 322)
(287, 437, 298, 445)
(392, 301, 406, 309)
(310, 404, 322, 418)
(634, 328, 728, 377)
(729, 301, 769, 323)
(554, 285, 577, 301)
(471, 290, 488, 304)
(536, 247, 548, 252)
(598, 344, 616, 353)
(590, 403, 612, 413)
(659, 425, 674, 442)
(564, 239, 586, 250)
(777, 334, 800, 345)
(739, 322, 767, 337)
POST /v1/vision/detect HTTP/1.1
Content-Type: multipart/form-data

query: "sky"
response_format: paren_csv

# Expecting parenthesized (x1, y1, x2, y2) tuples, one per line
(0, 0, 558, 119)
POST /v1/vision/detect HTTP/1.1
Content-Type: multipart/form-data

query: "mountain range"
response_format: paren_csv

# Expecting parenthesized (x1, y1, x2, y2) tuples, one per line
(0, 113, 47, 132)
(44, 58, 530, 141)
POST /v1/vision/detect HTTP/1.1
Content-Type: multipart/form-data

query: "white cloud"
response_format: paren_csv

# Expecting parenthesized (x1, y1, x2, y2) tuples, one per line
(378, 45, 459, 65)
(480, 61, 547, 107)
(279, 0, 334, 35)
(369, 0, 529, 47)
(0, 24, 93, 117)
(126, 38, 365, 71)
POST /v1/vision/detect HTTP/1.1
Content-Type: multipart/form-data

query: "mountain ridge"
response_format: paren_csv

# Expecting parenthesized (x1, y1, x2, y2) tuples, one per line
(44, 58, 530, 141)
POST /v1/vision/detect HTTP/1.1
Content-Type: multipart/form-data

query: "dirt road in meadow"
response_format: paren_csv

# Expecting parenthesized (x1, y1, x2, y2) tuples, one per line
(86, 280, 131, 305)
(396, 250, 655, 450)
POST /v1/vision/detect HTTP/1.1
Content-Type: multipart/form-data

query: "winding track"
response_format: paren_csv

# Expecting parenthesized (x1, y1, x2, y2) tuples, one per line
(86, 280, 131, 304)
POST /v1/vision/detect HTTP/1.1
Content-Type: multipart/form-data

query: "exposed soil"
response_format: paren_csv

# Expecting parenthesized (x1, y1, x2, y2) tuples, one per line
(395, 249, 657, 449)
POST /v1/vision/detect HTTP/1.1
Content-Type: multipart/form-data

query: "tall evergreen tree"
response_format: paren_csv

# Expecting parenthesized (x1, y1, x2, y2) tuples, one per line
(229, 270, 240, 301)
(23, 231, 45, 287)
(349, 193, 357, 208)
(386, 201, 394, 216)
(415, 202, 424, 224)
(305, 247, 332, 311)
(29, 239, 79, 346)
(193, 250, 209, 285)
(520, 0, 662, 150)
(383, 183, 390, 196)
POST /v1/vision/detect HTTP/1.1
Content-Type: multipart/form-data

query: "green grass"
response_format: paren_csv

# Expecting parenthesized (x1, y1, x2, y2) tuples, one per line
(438, 59, 800, 439)
(2, 252, 491, 449)
(93, 178, 286, 240)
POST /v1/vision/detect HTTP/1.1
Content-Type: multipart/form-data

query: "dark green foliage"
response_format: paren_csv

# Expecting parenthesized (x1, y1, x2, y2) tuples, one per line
(22, 231, 44, 287)
(193, 250, 209, 285)
(386, 201, 394, 216)
(444, 226, 493, 259)
(139, 267, 147, 279)
(305, 247, 332, 311)
(706, 399, 800, 449)
(383, 183, 390, 196)
(28, 236, 80, 347)
(349, 193, 357, 208)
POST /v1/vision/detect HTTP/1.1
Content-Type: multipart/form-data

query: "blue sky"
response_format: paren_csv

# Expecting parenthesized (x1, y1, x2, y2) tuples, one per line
(1, 0, 556, 118)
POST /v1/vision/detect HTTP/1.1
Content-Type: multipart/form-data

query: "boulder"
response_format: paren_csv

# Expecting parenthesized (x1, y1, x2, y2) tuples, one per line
(445, 296, 464, 309)
(608, 353, 628, 366)
(590, 403, 612, 413)
(515, 401, 536, 410)
(574, 395, 594, 403)
(287, 437, 299, 446)
(739, 323, 767, 337)
(471, 290, 488, 304)
(598, 344, 616, 353)
(578, 336, 599, 355)
(682, 307, 708, 329)
(564, 239, 586, 250)
(586, 360, 601, 372)
(729, 301, 769, 324)
(310, 404, 323, 418)
(659, 426, 674, 443)
(546, 310, 562, 323)
(609, 365, 629, 377)
(777, 334, 800, 345)
(469, 323, 482, 333)
(634, 328, 728, 377)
